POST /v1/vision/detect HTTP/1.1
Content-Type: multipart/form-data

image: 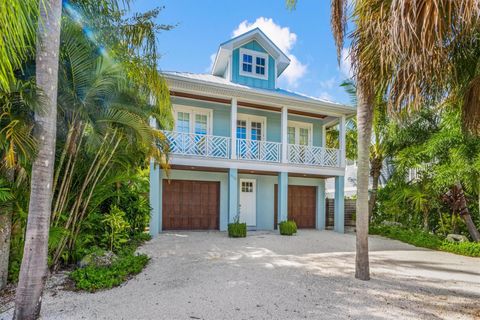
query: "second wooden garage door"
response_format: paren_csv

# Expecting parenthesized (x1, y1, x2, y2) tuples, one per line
(274, 185, 317, 228)
(162, 180, 219, 230)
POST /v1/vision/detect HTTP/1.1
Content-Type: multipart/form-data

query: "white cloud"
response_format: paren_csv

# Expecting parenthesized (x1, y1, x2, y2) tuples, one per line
(319, 76, 337, 90)
(318, 91, 334, 102)
(232, 17, 307, 87)
(340, 47, 353, 79)
(205, 53, 216, 72)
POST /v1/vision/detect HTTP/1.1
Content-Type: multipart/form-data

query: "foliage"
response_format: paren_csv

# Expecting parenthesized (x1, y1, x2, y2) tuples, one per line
(440, 241, 480, 258)
(69, 249, 149, 292)
(102, 206, 130, 251)
(279, 220, 297, 236)
(370, 225, 442, 249)
(228, 221, 247, 238)
(370, 224, 480, 257)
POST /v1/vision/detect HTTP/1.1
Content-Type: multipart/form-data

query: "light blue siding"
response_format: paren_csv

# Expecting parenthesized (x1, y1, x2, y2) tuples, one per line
(231, 40, 276, 90)
(334, 176, 345, 233)
(149, 160, 162, 236)
(277, 172, 288, 224)
(316, 180, 326, 230)
(228, 169, 238, 223)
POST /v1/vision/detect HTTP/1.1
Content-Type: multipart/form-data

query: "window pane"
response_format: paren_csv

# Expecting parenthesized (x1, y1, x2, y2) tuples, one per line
(176, 112, 190, 133)
(299, 128, 309, 145)
(251, 122, 262, 141)
(195, 114, 207, 135)
(256, 57, 265, 66)
(237, 120, 247, 139)
(287, 127, 295, 144)
(256, 66, 265, 75)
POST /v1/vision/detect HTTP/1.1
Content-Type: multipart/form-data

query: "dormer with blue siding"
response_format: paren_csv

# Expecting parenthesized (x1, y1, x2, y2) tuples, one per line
(212, 28, 290, 90)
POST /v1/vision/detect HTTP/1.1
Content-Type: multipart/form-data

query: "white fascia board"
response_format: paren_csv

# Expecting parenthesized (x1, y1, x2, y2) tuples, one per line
(169, 155, 346, 177)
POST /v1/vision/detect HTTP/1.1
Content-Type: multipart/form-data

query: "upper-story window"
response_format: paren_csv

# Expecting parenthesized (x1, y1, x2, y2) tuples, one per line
(174, 106, 212, 135)
(239, 48, 268, 80)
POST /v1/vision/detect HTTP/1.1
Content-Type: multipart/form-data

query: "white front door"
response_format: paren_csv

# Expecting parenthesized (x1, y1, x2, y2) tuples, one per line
(239, 179, 256, 226)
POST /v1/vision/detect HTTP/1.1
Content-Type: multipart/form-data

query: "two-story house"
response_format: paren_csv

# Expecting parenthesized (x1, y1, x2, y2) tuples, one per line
(149, 28, 355, 235)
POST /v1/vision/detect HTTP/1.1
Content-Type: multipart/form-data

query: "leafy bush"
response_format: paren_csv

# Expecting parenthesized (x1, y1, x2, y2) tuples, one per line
(228, 222, 247, 238)
(370, 224, 480, 257)
(440, 241, 480, 257)
(370, 224, 442, 249)
(279, 220, 297, 236)
(102, 206, 130, 251)
(70, 249, 149, 292)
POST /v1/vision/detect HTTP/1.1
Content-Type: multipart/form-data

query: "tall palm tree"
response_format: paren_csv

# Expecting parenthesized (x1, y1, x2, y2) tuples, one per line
(0, 80, 39, 290)
(14, 0, 63, 318)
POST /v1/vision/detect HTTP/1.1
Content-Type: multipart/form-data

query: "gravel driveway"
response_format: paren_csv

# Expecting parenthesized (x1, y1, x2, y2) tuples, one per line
(3, 230, 480, 320)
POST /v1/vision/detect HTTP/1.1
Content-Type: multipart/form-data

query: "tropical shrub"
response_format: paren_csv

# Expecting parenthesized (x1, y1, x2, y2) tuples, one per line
(102, 206, 131, 252)
(279, 220, 297, 236)
(70, 250, 149, 292)
(228, 222, 247, 238)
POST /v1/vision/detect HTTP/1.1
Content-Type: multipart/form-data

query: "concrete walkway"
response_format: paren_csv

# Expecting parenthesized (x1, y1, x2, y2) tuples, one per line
(4, 230, 480, 319)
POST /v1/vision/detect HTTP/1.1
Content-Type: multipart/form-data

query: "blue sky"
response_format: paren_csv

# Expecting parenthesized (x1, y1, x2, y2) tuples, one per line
(132, 1, 352, 104)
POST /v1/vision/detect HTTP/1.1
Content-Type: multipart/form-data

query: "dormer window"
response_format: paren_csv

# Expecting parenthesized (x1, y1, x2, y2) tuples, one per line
(239, 48, 268, 80)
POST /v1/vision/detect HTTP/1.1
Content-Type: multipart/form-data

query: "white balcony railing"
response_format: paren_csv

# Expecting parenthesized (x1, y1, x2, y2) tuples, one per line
(287, 144, 340, 167)
(163, 131, 230, 159)
(162, 131, 341, 168)
(237, 139, 281, 163)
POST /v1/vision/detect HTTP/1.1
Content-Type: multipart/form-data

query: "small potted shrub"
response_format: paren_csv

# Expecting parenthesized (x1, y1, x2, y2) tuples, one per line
(228, 214, 247, 238)
(279, 220, 297, 236)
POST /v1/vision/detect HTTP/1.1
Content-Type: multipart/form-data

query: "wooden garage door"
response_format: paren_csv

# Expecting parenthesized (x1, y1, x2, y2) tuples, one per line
(274, 185, 317, 228)
(162, 180, 219, 230)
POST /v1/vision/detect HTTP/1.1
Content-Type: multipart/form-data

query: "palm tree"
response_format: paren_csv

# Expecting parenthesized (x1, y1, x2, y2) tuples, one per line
(0, 80, 39, 290)
(14, 0, 63, 318)
(289, 0, 480, 281)
(0, 1, 36, 92)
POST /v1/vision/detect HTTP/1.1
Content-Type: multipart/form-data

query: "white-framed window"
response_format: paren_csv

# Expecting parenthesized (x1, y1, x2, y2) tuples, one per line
(236, 114, 266, 141)
(287, 121, 313, 146)
(239, 48, 269, 80)
(174, 105, 213, 135)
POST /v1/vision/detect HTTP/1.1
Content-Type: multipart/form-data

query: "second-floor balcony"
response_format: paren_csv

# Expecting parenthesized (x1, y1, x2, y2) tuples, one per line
(162, 131, 342, 168)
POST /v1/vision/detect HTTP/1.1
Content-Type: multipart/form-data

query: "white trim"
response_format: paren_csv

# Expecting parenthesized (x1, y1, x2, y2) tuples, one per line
(237, 113, 267, 141)
(230, 98, 237, 159)
(239, 48, 269, 80)
(169, 155, 346, 176)
(163, 74, 356, 117)
(173, 104, 213, 135)
(287, 120, 313, 146)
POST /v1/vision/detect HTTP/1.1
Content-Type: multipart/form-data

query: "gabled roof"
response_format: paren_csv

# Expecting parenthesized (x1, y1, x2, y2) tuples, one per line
(211, 28, 291, 78)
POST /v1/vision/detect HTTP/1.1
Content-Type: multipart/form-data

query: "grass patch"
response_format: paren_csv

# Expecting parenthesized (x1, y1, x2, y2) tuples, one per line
(370, 224, 480, 257)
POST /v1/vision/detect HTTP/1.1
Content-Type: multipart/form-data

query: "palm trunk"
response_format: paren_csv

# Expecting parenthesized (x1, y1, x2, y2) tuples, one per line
(355, 83, 373, 281)
(0, 211, 12, 290)
(368, 157, 382, 220)
(423, 210, 429, 232)
(14, 1, 62, 319)
(0, 168, 14, 290)
(455, 183, 480, 242)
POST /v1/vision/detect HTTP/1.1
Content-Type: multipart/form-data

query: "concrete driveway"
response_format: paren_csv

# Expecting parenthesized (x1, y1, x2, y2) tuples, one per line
(6, 230, 480, 319)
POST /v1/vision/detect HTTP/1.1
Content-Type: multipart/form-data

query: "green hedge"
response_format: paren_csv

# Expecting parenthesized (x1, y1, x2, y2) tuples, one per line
(370, 224, 480, 257)
(279, 220, 297, 236)
(228, 222, 247, 238)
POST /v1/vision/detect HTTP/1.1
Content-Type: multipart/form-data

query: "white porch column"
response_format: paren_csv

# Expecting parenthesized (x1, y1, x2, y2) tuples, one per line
(339, 115, 346, 167)
(321, 125, 326, 148)
(230, 97, 237, 159)
(281, 106, 288, 163)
